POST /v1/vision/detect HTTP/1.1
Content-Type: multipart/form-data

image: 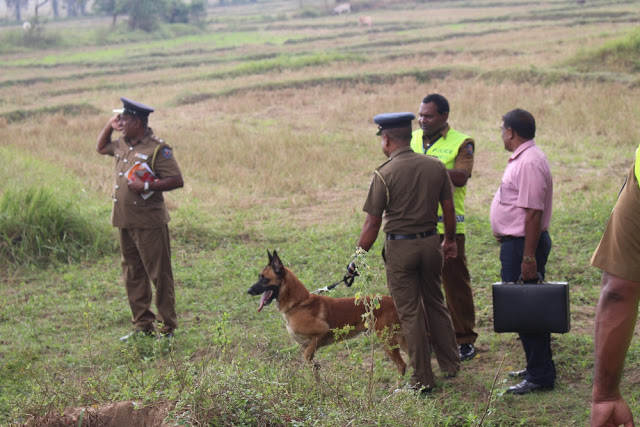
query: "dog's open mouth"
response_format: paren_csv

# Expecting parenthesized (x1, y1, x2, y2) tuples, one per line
(258, 290, 274, 312)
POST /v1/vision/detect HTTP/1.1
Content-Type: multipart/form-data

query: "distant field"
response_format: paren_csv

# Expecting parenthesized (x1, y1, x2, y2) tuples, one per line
(1, 0, 640, 425)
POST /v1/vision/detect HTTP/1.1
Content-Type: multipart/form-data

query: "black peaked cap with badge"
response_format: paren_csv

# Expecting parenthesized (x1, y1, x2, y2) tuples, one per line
(374, 112, 415, 135)
(114, 97, 154, 119)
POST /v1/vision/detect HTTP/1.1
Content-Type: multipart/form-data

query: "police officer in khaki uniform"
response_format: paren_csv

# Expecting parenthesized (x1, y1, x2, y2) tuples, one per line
(349, 112, 460, 393)
(97, 97, 184, 340)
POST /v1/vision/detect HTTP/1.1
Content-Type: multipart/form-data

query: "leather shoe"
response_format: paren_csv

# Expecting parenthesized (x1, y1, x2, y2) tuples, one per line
(393, 384, 434, 396)
(508, 368, 528, 379)
(506, 380, 553, 395)
(459, 343, 476, 361)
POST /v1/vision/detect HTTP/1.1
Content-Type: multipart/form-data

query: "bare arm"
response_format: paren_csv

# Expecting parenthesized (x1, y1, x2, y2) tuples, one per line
(128, 174, 184, 194)
(591, 272, 640, 427)
(356, 213, 382, 252)
(96, 114, 121, 155)
(440, 198, 457, 259)
(521, 208, 542, 281)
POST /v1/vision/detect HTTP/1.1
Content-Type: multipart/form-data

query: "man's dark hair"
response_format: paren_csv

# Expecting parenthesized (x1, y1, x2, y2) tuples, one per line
(383, 126, 412, 144)
(422, 94, 450, 115)
(502, 108, 536, 140)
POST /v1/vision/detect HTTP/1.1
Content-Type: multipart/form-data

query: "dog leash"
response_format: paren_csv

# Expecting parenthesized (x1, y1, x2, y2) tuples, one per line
(312, 274, 355, 294)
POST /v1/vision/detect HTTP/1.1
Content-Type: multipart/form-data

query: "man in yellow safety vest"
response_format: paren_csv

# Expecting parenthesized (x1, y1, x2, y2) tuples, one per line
(410, 93, 478, 361)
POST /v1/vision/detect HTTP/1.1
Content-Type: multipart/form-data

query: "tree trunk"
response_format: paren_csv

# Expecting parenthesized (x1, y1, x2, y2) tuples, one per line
(36, 0, 50, 20)
(15, 1, 22, 22)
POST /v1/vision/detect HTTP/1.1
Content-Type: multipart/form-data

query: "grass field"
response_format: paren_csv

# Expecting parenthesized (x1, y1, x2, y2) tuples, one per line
(1, 0, 640, 425)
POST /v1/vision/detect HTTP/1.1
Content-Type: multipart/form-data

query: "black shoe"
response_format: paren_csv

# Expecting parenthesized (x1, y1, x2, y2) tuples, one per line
(508, 368, 528, 379)
(419, 386, 434, 395)
(444, 371, 458, 379)
(506, 380, 553, 395)
(119, 329, 155, 342)
(157, 331, 174, 340)
(459, 344, 476, 361)
(394, 384, 434, 396)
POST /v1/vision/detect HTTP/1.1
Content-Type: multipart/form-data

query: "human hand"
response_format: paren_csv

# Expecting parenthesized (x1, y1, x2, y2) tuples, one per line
(442, 238, 457, 260)
(346, 261, 359, 277)
(591, 397, 634, 427)
(109, 114, 123, 131)
(520, 259, 538, 282)
(128, 176, 145, 193)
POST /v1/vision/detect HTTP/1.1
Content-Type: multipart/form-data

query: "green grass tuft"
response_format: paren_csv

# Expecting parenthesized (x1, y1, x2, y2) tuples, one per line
(567, 27, 640, 73)
(0, 186, 115, 267)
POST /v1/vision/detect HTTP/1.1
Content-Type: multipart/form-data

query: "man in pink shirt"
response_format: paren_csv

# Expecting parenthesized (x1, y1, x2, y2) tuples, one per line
(490, 108, 555, 395)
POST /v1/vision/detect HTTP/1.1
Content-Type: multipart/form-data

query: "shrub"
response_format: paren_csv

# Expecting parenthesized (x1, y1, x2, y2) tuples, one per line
(0, 187, 115, 267)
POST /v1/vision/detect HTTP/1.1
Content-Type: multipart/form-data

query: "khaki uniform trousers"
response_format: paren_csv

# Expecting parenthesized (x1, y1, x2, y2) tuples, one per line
(384, 235, 460, 389)
(441, 234, 477, 345)
(119, 225, 177, 334)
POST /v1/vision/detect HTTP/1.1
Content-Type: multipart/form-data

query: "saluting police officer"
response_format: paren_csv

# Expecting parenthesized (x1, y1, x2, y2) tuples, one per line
(97, 97, 184, 341)
(349, 112, 460, 393)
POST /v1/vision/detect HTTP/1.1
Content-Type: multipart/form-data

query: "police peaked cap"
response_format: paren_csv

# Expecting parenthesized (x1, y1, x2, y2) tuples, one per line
(114, 97, 154, 118)
(374, 112, 415, 135)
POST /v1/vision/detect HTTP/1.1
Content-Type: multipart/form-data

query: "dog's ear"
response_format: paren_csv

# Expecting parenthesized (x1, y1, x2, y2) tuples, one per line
(271, 250, 284, 276)
(267, 250, 273, 264)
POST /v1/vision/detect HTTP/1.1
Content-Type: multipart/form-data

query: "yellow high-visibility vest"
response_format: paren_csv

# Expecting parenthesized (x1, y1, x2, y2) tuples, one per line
(635, 144, 640, 186)
(411, 128, 472, 234)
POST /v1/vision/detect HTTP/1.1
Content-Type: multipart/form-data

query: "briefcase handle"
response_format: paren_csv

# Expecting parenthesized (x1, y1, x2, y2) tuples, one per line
(517, 273, 544, 284)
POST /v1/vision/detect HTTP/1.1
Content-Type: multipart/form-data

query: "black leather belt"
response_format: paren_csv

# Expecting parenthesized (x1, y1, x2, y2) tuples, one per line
(386, 229, 437, 240)
(499, 235, 524, 242)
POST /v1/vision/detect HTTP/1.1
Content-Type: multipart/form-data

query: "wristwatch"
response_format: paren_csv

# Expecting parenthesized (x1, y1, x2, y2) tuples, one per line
(144, 181, 149, 192)
(523, 256, 535, 263)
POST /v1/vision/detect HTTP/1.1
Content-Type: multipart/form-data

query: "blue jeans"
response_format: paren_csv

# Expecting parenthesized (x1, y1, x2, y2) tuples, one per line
(500, 231, 556, 386)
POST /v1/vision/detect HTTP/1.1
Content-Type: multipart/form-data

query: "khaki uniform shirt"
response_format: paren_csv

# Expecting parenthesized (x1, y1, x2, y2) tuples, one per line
(591, 157, 640, 281)
(103, 128, 182, 229)
(363, 146, 453, 234)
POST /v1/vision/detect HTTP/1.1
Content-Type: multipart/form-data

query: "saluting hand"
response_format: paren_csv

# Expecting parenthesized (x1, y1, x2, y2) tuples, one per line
(109, 114, 123, 132)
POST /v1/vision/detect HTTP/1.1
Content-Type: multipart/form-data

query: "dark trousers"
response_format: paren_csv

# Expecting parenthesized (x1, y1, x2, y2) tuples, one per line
(384, 236, 460, 389)
(500, 231, 556, 386)
(440, 234, 477, 345)
(119, 225, 177, 334)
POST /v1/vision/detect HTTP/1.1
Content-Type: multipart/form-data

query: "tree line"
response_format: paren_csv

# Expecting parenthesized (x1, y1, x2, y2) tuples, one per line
(6, 0, 208, 31)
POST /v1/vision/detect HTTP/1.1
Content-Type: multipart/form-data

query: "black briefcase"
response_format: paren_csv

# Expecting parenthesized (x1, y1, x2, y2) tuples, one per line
(492, 281, 571, 333)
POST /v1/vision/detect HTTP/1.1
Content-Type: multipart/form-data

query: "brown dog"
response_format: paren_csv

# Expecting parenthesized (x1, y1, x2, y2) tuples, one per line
(247, 250, 407, 375)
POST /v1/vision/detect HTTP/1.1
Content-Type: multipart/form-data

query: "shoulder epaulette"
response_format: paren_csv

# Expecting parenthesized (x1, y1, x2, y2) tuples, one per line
(372, 158, 392, 207)
(375, 157, 393, 172)
(149, 136, 171, 175)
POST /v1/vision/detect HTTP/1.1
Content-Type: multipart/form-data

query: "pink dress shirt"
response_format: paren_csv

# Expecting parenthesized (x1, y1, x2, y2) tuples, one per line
(490, 140, 553, 237)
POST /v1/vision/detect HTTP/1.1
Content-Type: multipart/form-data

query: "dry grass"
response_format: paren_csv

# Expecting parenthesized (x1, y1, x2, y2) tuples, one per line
(1, 0, 640, 424)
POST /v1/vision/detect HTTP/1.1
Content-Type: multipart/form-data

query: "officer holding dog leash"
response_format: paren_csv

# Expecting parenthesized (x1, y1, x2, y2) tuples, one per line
(348, 112, 460, 393)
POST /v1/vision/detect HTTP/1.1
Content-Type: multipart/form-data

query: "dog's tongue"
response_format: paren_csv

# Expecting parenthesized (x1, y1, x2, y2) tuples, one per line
(258, 290, 273, 312)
